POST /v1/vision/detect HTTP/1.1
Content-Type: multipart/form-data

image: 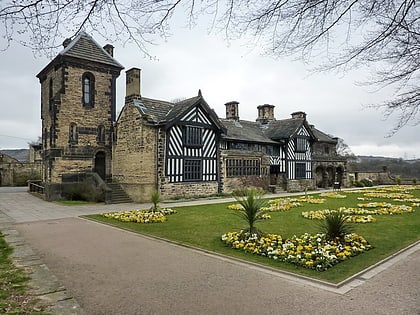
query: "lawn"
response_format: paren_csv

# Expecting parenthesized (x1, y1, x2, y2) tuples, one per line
(87, 185, 420, 283)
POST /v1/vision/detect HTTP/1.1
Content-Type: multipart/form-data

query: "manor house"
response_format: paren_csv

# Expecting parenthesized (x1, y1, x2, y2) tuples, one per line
(37, 32, 346, 202)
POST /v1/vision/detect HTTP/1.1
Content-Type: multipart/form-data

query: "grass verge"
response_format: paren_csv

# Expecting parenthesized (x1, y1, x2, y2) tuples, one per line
(86, 186, 420, 283)
(0, 233, 48, 314)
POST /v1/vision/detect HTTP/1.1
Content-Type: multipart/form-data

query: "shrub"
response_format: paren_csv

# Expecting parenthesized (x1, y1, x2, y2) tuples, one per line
(63, 180, 104, 202)
(354, 180, 365, 187)
(413, 178, 417, 185)
(318, 211, 354, 242)
(361, 178, 373, 187)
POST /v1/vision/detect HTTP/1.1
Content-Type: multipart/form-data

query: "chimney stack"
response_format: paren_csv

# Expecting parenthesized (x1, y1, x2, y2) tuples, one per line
(225, 101, 239, 121)
(125, 68, 141, 102)
(63, 38, 72, 48)
(291, 111, 307, 119)
(103, 44, 114, 57)
(256, 104, 275, 124)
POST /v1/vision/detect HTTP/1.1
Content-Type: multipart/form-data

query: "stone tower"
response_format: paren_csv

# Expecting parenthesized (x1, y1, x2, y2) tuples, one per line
(36, 32, 123, 184)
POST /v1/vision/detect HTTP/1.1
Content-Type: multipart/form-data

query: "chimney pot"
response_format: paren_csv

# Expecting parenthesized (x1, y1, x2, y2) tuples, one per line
(256, 104, 275, 124)
(225, 101, 239, 121)
(103, 44, 114, 57)
(291, 111, 307, 119)
(63, 38, 72, 48)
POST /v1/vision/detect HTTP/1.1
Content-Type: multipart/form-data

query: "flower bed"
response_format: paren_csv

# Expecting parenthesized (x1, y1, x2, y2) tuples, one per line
(221, 231, 372, 271)
(302, 204, 414, 223)
(319, 192, 347, 198)
(101, 208, 176, 223)
(229, 196, 326, 213)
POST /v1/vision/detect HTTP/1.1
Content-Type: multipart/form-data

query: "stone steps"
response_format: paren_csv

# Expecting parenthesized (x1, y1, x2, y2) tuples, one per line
(107, 183, 132, 204)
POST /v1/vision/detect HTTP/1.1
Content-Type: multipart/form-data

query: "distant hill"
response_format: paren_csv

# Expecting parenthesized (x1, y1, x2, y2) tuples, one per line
(0, 149, 29, 162)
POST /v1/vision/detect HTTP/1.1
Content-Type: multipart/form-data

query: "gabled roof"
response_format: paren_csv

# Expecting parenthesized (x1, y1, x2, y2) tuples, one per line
(264, 118, 306, 140)
(128, 92, 225, 132)
(59, 32, 124, 69)
(310, 126, 338, 144)
(166, 95, 202, 123)
(221, 120, 278, 144)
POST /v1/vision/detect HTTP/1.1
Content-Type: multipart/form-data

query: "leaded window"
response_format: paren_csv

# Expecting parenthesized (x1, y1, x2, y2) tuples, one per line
(295, 162, 306, 179)
(295, 137, 307, 152)
(82, 72, 95, 108)
(184, 126, 202, 147)
(226, 159, 260, 177)
(184, 159, 202, 181)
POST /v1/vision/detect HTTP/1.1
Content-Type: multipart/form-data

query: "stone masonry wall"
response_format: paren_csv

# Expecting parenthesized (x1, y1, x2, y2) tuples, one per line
(40, 63, 115, 183)
(112, 103, 157, 202)
(50, 159, 92, 183)
(57, 66, 114, 148)
(287, 179, 316, 192)
(160, 180, 219, 200)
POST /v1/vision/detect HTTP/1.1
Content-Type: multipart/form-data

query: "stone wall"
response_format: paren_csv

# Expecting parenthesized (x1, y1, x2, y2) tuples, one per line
(0, 153, 41, 186)
(50, 159, 92, 183)
(40, 62, 116, 183)
(287, 179, 316, 192)
(349, 171, 394, 185)
(160, 180, 219, 200)
(112, 103, 157, 202)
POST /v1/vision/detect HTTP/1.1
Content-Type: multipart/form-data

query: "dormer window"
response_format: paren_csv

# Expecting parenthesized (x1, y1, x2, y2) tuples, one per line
(82, 72, 95, 108)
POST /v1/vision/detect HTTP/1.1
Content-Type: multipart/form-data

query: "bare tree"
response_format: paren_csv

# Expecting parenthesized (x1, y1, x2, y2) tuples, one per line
(336, 138, 356, 159)
(1, 1, 419, 132)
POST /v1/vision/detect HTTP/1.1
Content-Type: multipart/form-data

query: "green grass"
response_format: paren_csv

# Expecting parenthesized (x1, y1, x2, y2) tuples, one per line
(0, 233, 49, 314)
(87, 186, 420, 283)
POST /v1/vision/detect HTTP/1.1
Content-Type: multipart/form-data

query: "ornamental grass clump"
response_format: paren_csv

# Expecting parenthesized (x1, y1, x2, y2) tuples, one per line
(150, 190, 162, 212)
(318, 210, 354, 242)
(232, 189, 267, 237)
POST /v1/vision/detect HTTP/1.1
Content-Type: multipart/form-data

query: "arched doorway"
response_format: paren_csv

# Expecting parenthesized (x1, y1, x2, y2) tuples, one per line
(315, 166, 325, 188)
(94, 151, 106, 180)
(326, 166, 334, 187)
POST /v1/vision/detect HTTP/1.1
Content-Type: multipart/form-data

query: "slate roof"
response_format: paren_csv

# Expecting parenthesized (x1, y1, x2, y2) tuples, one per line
(311, 126, 337, 143)
(221, 120, 278, 144)
(166, 95, 202, 123)
(130, 92, 225, 132)
(133, 98, 174, 122)
(37, 32, 123, 79)
(264, 118, 306, 140)
(59, 31, 123, 69)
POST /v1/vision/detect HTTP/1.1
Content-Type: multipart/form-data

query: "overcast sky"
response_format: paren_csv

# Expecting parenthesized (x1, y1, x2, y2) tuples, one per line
(0, 21, 419, 159)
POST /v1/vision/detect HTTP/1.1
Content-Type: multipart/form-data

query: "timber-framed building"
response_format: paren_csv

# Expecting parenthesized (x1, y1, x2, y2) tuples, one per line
(37, 33, 347, 202)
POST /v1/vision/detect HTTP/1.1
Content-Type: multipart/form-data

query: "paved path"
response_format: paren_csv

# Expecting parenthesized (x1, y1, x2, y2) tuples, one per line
(1, 187, 420, 314)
